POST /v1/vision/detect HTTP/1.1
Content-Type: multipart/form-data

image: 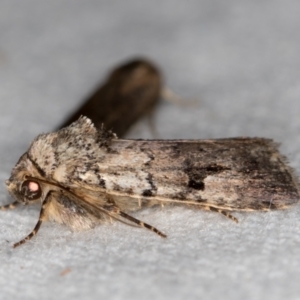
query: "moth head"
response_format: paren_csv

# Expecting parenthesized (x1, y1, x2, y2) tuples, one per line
(5, 153, 45, 204)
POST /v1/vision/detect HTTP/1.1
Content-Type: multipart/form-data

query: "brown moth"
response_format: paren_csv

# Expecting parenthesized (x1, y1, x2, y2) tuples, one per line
(3, 117, 300, 247)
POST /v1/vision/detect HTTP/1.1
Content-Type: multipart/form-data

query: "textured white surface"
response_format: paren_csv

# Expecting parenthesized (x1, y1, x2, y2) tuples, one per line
(1, 1, 300, 299)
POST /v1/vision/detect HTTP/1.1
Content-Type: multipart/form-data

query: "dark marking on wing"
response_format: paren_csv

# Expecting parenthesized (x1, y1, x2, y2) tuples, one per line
(188, 180, 205, 190)
(27, 154, 46, 177)
(99, 178, 106, 188)
(92, 168, 106, 188)
(144, 152, 155, 166)
(141, 172, 158, 197)
(184, 159, 231, 191)
(142, 189, 154, 197)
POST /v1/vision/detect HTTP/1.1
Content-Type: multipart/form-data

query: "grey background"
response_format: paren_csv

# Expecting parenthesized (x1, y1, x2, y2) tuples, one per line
(1, 0, 300, 299)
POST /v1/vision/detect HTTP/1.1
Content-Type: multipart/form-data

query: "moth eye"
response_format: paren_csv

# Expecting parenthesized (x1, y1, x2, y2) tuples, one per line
(20, 180, 42, 200)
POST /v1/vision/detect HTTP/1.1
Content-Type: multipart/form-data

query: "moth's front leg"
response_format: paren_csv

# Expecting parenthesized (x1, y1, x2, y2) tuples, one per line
(13, 194, 51, 248)
(0, 201, 20, 210)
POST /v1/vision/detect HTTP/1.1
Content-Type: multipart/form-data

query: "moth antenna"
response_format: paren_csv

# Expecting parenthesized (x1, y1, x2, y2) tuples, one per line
(97, 189, 237, 209)
(0, 201, 20, 210)
(13, 194, 51, 248)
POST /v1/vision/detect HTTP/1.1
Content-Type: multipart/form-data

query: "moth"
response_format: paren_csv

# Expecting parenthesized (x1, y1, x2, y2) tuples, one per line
(3, 116, 300, 247)
(58, 58, 162, 137)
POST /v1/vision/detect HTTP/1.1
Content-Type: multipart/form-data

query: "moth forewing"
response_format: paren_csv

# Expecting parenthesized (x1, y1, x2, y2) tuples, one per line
(3, 116, 300, 247)
(78, 137, 299, 211)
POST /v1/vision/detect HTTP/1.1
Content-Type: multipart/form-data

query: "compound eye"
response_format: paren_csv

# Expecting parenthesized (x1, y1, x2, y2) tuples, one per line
(20, 180, 42, 200)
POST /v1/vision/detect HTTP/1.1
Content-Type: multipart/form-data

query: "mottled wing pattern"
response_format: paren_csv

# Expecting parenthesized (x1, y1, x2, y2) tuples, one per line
(80, 138, 300, 211)
(27, 117, 300, 212)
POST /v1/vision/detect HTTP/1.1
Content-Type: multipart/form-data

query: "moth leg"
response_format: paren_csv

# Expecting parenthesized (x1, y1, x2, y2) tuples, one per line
(109, 207, 167, 238)
(0, 201, 20, 210)
(13, 197, 50, 248)
(205, 206, 238, 223)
